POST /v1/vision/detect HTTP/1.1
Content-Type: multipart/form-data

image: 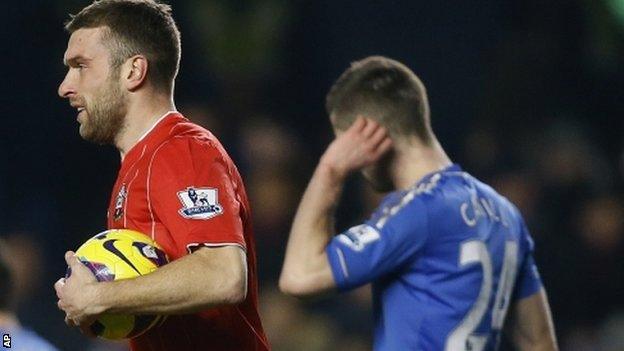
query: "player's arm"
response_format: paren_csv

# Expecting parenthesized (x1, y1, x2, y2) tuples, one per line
(507, 289, 558, 351)
(279, 117, 392, 297)
(56, 138, 251, 327)
(56, 245, 246, 325)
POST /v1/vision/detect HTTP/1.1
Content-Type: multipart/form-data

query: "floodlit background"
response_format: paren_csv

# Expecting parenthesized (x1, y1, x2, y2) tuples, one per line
(1, 0, 624, 350)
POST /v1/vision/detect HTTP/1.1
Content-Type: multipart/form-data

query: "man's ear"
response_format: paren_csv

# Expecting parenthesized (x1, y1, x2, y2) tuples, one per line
(121, 55, 148, 91)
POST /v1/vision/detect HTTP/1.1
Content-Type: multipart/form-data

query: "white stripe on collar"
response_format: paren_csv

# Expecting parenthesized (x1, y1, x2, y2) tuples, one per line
(136, 110, 178, 143)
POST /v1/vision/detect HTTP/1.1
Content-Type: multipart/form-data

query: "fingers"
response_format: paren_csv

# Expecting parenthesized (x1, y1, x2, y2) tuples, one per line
(64, 251, 78, 266)
(65, 252, 95, 279)
(323, 116, 392, 175)
(346, 117, 388, 142)
(360, 119, 391, 153)
(373, 138, 393, 160)
(350, 116, 367, 133)
(353, 118, 386, 140)
(65, 316, 76, 327)
(369, 123, 389, 146)
(360, 119, 392, 162)
(361, 118, 378, 138)
(54, 277, 65, 297)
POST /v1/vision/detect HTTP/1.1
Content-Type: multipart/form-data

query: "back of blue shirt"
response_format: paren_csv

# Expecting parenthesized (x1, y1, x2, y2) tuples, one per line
(326, 164, 542, 350)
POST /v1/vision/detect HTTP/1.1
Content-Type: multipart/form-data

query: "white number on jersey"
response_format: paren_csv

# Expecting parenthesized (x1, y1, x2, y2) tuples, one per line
(445, 240, 519, 351)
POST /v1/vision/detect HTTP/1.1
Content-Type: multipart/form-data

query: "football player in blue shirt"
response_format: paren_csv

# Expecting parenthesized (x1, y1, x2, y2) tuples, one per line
(280, 56, 558, 350)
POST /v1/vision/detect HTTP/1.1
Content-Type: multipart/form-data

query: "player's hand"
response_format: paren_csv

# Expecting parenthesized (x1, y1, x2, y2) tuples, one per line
(55, 251, 101, 329)
(320, 117, 392, 180)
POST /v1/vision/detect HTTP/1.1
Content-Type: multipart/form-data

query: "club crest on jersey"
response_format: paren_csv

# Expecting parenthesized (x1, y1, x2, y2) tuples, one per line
(113, 184, 127, 221)
(177, 187, 223, 220)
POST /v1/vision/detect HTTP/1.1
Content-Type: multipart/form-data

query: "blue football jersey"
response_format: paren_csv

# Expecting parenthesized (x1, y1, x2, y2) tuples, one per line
(326, 164, 543, 351)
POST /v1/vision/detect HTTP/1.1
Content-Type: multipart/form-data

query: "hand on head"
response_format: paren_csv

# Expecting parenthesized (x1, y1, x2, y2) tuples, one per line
(320, 117, 393, 180)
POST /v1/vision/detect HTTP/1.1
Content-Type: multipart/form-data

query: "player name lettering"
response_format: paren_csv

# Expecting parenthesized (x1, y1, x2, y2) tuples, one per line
(460, 195, 509, 228)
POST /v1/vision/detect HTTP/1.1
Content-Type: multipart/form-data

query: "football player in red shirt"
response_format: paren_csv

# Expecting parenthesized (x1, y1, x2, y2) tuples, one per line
(53, 1, 269, 350)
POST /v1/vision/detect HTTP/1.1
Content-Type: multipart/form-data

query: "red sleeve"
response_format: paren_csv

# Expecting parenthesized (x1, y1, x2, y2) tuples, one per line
(149, 137, 246, 253)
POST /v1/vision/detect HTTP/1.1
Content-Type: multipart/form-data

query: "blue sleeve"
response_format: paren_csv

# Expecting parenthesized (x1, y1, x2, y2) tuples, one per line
(513, 222, 543, 300)
(326, 197, 428, 291)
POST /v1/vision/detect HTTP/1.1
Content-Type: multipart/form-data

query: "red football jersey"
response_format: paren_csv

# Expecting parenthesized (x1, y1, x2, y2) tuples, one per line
(106, 111, 269, 350)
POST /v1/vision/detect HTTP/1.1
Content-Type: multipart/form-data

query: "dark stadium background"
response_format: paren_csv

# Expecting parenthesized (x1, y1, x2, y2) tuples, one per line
(1, 0, 624, 350)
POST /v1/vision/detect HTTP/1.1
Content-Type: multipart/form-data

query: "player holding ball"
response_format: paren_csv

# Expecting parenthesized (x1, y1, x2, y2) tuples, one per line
(54, 1, 269, 350)
(280, 56, 558, 351)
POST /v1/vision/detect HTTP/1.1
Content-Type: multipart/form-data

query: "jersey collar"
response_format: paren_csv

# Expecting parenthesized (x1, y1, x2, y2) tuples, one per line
(443, 163, 462, 173)
(135, 110, 178, 144)
(120, 111, 186, 171)
(412, 163, 462, 188)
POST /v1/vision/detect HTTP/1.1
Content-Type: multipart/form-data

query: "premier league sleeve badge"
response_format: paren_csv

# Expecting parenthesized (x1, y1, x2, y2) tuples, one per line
(177, 187, 224, 220)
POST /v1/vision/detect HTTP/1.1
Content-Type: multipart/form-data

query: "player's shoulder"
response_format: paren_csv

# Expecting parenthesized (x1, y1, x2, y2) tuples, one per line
(154, 120, 228, 163)
(471, 174, 525, 221)
(370, 175, 437, 232)
(460, 171, 531, 239)
(445, 168, 520, 214)
(165, 118, 219, 147)
(393, 165, 459, 215)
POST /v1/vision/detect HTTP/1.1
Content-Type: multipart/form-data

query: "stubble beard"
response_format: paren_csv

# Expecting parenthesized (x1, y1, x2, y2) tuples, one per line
(79, 74, 128, 145)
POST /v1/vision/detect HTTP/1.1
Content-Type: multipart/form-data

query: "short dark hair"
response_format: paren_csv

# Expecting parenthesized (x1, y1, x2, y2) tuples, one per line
(65, 0, 181, 93)
(326, 56, 433, 143)
(0, 243, 14, 311)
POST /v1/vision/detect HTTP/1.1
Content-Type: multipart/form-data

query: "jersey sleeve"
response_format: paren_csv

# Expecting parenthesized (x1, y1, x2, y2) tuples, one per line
(326, 196, 429, 291)
(513, 220, 543, 300)
(149, 138, 245, 253)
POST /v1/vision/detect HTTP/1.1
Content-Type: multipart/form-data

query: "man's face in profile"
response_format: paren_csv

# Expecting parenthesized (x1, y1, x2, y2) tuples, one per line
(59, 26, 127, 145)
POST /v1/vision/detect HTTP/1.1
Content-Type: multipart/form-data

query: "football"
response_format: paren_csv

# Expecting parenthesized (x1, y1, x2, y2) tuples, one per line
(67, 229, 169, 339)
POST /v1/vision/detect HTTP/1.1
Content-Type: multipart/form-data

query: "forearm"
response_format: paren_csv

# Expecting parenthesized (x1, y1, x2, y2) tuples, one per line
(94, 247, 246, 315)
(280, 118, 392, 296)
(513, 321, 558, 351)
(514, 325, 558, 351)
(511, 289, 559, 351)
(515, 338, 558, 351)
(280, 162, 344, 292)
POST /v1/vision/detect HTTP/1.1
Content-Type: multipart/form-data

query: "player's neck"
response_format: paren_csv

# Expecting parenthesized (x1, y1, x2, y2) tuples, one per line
(116, 94, 176, 160)
(391, 137, 452, 190)
(0, 311, 19, 329)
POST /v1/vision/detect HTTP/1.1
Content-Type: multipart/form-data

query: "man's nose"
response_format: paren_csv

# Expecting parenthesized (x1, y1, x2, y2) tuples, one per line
(58, 73, 74, 98)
